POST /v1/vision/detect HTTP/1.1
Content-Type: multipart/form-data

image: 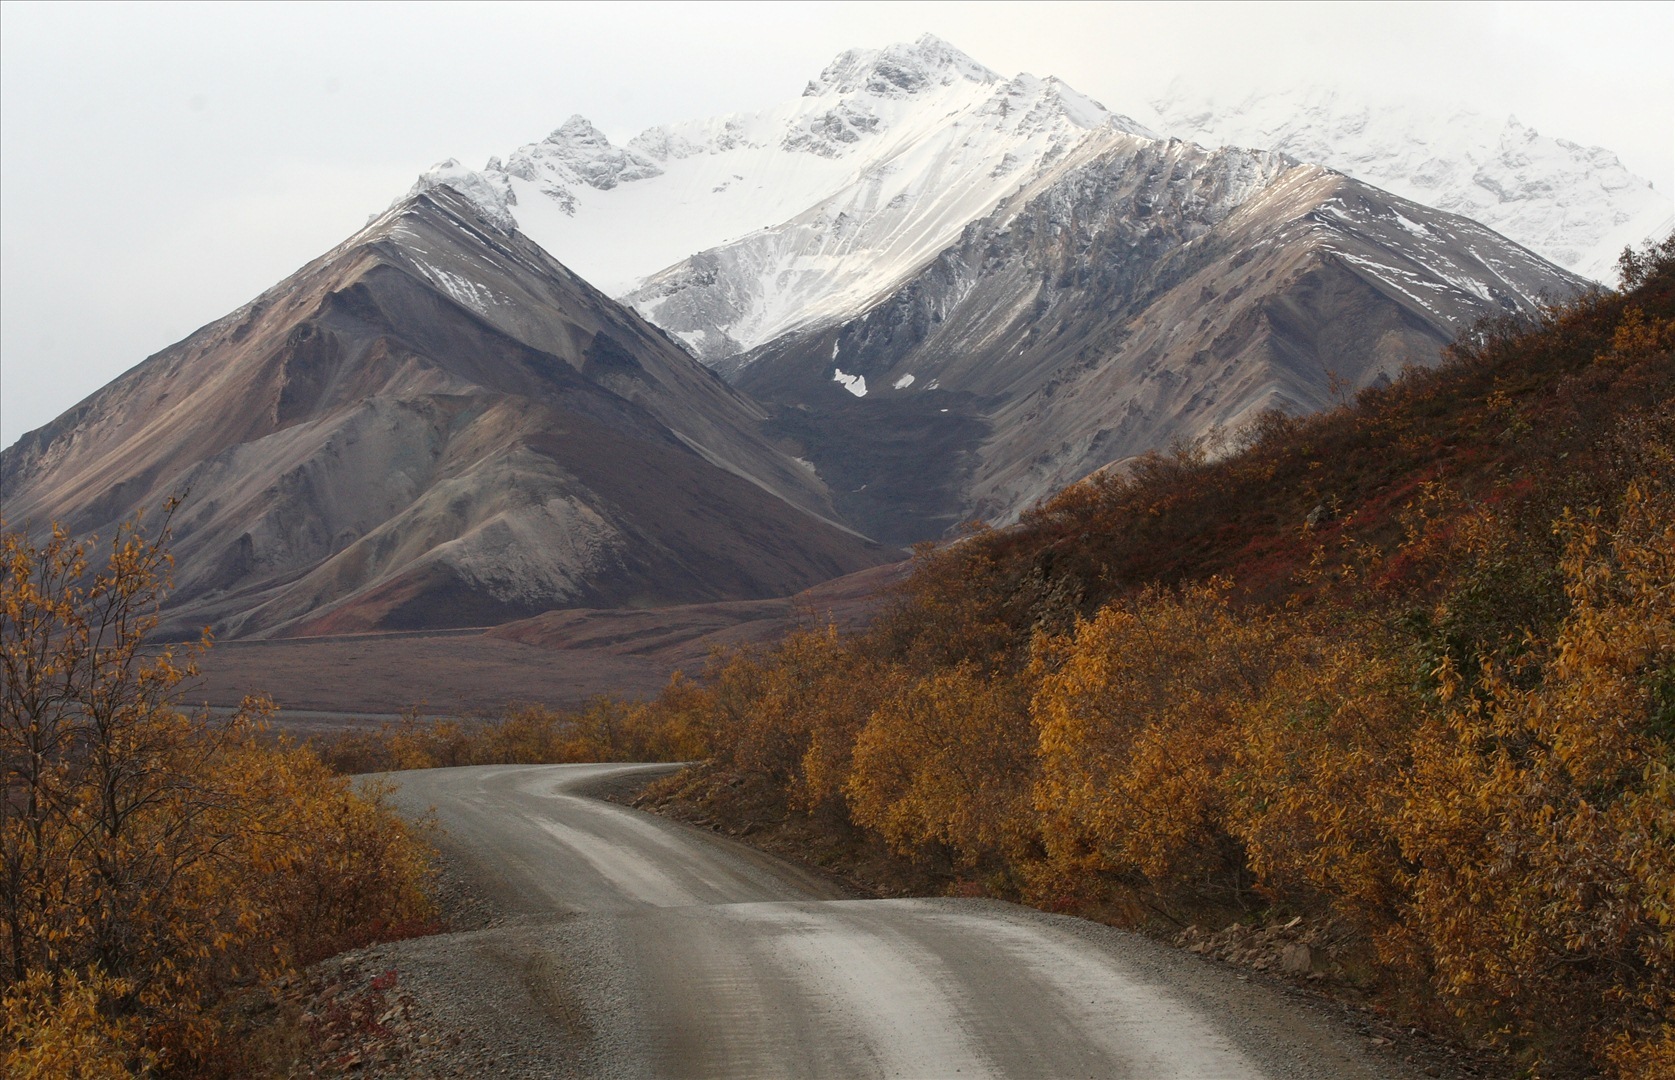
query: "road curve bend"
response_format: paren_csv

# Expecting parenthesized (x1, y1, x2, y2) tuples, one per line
(375, 763, 1415, 1080)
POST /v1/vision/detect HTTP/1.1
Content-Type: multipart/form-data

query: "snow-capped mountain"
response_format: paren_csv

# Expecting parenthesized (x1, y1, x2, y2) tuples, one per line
(399, 36, 1595, 539)
(727, 138, 1586, 540)
(412, 35, 1152, 363)
(414, 38, 1662, 368)
(1147, 83, 1672, 284)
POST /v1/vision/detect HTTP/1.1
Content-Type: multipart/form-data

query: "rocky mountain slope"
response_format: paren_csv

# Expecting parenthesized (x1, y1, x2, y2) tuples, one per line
(730, 138, 1587, 541)
(1147, 83, 1672, 284)
(0, 188, 883, 639)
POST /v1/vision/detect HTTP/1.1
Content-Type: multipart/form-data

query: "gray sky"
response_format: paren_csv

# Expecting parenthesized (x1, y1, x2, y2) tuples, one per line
(3, 0, 1671, 449)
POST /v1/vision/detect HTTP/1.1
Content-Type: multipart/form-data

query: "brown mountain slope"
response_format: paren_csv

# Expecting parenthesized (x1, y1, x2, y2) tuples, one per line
(1, 189, 885, 639)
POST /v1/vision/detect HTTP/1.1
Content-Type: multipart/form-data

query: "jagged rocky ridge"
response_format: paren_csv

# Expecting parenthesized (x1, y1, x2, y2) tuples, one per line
(418, 35, 1650, 370)
(0, 189, 883, 639)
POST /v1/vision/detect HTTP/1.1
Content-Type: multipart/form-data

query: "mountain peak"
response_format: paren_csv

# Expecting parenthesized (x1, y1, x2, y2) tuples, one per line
(405, 159, 518, 231)
(805, 34, 999, 98)
(1000, 72, 1140, 134)
(546, 114, 609, 145)
(1, 173, 883, 640)
(407, 36, 1143, 301)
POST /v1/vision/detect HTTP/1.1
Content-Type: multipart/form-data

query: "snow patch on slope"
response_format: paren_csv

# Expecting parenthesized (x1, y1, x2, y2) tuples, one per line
(833, 368, 868, 397)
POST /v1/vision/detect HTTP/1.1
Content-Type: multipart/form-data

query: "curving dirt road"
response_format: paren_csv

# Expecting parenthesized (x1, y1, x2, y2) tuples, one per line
(371, 763, 1420, 1079)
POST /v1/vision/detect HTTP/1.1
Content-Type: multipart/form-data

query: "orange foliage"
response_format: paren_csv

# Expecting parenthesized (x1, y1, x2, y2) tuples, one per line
(847, 664, 1032, 869)
(1031, 581, 1270, 906)
(1229, 609, 1420, 927)
(1394, 473, 1675, 1072)
(313, 692, 708, 777)
(1, 514, 435, 1075)
(1, 967, 148, 1078)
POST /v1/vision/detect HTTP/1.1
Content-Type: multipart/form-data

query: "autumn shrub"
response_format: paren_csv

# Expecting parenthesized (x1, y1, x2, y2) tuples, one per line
(313, 688, 709, 777)
(688, 626, 892, 814)
(1394, 469, 1675, 1073)
(1028, 580, 1276, 918)
(1226, 606, 1421, 930)
(846, 663, 1033, 872)
(624, 673, 713, 764)
(1, 967, 149, 1078)
(232, 741, 436, 968)
(1, 515, 436, 1074)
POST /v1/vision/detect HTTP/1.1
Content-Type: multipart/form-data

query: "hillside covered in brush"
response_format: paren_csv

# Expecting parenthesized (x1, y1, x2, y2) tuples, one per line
(631, 236, 1675, 1079)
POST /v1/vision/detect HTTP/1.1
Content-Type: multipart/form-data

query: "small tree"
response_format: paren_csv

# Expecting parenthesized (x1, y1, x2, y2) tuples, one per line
(1616, 232, 1675, 292)
(2, 509, 438, 1072)
(0, 508, 246, 1065)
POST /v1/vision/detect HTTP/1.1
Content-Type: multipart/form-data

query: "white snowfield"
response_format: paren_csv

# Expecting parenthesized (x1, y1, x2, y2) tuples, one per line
(1147, 82, 1672, 285)
(411, 35, 1666, 372)
(412, 35, 1153, 362)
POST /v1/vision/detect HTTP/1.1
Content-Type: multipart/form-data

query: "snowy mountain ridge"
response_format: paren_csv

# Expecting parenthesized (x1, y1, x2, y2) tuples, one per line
(411, 35, 1660, 376)
(1146, 82, 1672, 284)
(410, 35, 1153, 360)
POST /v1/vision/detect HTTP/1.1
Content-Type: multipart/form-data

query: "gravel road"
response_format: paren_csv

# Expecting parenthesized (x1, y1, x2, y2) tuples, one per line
(360, 763, 1425, 1079)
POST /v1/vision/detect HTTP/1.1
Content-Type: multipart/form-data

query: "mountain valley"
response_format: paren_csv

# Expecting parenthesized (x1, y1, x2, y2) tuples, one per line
(5, 17, 1671, 1078)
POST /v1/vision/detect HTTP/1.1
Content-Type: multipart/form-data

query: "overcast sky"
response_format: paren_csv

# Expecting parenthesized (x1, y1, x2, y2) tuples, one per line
(2, 0, 1671, 449)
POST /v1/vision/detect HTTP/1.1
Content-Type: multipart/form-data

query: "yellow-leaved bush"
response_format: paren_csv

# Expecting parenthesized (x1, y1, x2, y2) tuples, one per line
(1, 514, 437, 1075)
(1228, 608, 1422, 932)
(1029, 581, 1274, 914)
(846, 663, 1033, 870)
(1396, 472, 1674, 1075)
